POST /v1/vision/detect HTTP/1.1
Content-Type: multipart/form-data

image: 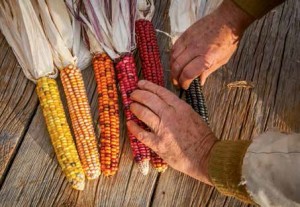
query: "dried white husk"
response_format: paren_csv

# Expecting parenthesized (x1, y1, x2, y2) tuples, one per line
(169, 0, 206, 44)
(0, 0, 56, 82)
(136, 0, 155, 21)
(36, 0, 91, 70)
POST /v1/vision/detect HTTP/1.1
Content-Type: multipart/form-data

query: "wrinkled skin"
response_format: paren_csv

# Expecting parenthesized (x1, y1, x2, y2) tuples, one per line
(171, 0, 254, 89)
(127, 0, 254, 185)
(127, 80, 217, 185)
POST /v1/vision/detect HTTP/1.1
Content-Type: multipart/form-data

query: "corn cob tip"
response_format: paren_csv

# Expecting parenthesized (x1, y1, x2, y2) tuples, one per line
(86, 171, 101, 180)
(138, 160, 150, 175)
(156, 166, 168, 173)
(103, 170, 117, 177)
(70, 176, 85, 191)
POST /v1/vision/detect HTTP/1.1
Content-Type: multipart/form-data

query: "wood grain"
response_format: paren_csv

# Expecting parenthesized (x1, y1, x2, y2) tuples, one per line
(0, 0, 299, 206)
(0, 33, 39, 186)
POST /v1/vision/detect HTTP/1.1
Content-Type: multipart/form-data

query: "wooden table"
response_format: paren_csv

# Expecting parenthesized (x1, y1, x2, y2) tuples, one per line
(0, 0, 299, 206)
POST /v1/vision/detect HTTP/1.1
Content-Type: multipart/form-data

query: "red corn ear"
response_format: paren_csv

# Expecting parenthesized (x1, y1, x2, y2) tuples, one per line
(135, 19, 168, 172)
(115, 53, 151, 175)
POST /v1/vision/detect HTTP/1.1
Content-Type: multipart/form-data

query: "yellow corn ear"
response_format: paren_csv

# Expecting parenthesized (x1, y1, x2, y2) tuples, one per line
(36, 77, 85, 190)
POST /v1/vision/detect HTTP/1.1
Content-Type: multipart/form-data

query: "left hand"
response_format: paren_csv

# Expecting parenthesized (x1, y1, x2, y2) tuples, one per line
(127, 80, 217, 185)
(171, 0, 254, 89)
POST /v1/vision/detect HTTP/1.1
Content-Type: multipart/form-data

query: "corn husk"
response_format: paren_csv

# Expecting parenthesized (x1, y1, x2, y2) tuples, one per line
(77, 0, 136, 60)
(136, 0, 155, 21)
(0, 0, 56, 82)
(169, 0, 206, 43)
(35, 0, 91, 70)
(68, 0, 117, 58)
(111, 0, 136, 55)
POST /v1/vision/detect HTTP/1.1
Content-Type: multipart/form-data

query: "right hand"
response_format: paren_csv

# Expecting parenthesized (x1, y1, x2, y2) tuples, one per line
(127, 80, 217, 185)
(171, 0, 254, 89)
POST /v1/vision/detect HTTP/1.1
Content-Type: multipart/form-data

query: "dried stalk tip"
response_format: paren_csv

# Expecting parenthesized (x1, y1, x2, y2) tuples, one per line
(71, 179, 85, 191)
(227, 81, 255, 89)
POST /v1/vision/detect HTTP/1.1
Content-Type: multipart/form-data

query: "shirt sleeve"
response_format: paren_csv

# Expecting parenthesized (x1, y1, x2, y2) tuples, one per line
(232, 0, 285, 18)
(208, 131, 300, 206)
(208, 140, 254, 204)
(242, 132, 300, 206)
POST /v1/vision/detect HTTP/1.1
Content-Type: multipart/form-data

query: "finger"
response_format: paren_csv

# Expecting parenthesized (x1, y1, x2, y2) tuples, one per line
(172, 33, 188, 59)
(171, 45, 201, 83)
(170, 59, 183, 86)
(137, 80, 180, 106)
(199, 63, 224, 86)
(178, 57, 211, 89)
(127, 121, 159, 152)
(130, 103, 160, 132)
(130, 89, 170, 117)
(199, 53, 233, 85)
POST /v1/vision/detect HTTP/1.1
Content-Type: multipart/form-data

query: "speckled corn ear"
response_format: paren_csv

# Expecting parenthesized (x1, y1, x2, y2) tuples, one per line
(135, 19, 168, 173)
(60, 65, 101, 180)
(36, 77, 85, 190)
(93, 53, 120, 176)
(115, 53, 151, 175)
(185, 78, 209, 124)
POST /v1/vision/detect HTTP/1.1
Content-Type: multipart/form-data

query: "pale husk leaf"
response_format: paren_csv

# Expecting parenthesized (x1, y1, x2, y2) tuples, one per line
(0, 0, 55, 82)
(169, 0, 206, 44)
(36, 0, 91, 70)
(136, 0, 155, 21)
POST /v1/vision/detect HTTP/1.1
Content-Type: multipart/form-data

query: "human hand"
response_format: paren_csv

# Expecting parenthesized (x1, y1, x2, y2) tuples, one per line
(171, 0, 254, 89)
(127, 80, 217, 185)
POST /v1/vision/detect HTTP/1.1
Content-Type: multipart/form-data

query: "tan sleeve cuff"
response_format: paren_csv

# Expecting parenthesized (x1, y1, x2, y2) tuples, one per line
(208, 140, 254, 204)
(232, 0, 285, 18)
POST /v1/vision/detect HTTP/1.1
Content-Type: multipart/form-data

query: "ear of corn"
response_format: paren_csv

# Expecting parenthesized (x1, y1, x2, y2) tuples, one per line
(93, 53, 120, 176)
(135, 19, 164, 86)
(60, 65, 101, 180)
(135, 19, 168, 172)
(185, 78, 209, 124)
(36, 77, 85, 190)
(115, 53, 151, 175)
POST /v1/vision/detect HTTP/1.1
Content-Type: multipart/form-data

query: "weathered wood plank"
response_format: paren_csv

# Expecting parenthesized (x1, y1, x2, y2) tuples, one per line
(0, 0, 298, 206)
(0, 33, 38, 185)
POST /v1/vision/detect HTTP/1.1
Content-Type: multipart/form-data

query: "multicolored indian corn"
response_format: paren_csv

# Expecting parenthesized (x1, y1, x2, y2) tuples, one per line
(135, 19, 168, 172)
(36, 77, 85, 190)
(185, 78, 209, 124)
(60, 65, 101, 179)
(115, 53, 151, 175)
(93, 53, 120, 176)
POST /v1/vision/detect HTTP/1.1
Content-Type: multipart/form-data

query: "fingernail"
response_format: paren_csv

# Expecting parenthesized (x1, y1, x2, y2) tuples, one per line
(126, 121, 133, 127)
(129, 102, 135, 110)
(138, 80, 146, 87)
(172, 79, 178, 86)
(182, 83, 189, 90)
(130, 92, 134, 98)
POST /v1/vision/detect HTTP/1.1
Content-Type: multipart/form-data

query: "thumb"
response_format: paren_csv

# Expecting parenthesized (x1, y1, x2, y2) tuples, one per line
(127, 121, 159, 152)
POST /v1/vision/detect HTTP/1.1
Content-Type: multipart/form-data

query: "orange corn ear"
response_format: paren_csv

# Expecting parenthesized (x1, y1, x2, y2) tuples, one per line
(60, 65, 101, 179)
(93, 53, 120, 176)
(135, 19, 168, 172)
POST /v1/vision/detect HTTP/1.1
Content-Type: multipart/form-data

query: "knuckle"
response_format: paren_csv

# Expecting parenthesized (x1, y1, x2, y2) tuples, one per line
(181, 69, 195, 81)
(138, 131, 149, 142)
(154, 86, 165, 96)
(172, 59, 182, 72)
